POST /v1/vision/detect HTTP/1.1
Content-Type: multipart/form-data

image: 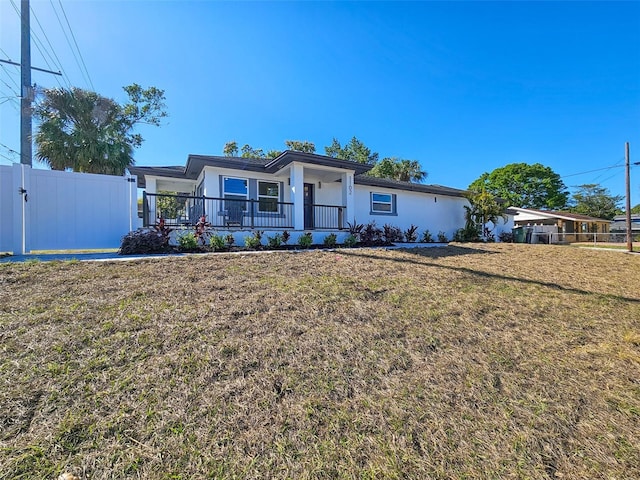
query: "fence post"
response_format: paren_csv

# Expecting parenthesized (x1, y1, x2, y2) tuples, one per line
(142, 191, 148, 227)
(250, 200, 255, 229)
(11, 163, 28, 254)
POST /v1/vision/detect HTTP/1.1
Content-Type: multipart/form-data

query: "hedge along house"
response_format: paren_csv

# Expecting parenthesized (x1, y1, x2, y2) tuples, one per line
(128, 151, 472, 243)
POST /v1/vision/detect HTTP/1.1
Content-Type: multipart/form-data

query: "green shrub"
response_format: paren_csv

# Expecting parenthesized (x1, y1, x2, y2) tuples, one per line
(210, 234, 226, 251)
(421, 230, 433, 243)
(244, 231, 263, 249)
(177, 232, 198, 250)
(437, 231, 449, 243)
(298, 232, 313, 248)
(267, 234, 282, 248)
(343, 234, 358, 248)
(323, 233, 337, 248)
(453, 225, 479, 242)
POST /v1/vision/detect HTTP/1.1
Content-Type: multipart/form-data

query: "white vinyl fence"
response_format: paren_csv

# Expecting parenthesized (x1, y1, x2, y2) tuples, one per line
(0, 164, 137, 254)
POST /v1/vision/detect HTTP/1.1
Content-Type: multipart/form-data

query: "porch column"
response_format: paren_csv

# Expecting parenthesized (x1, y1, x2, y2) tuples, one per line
(341, 171, 355, 226)
(146, 177, 157, 224)
(11, 163, 29, 254)
(290, 163, 304, 230)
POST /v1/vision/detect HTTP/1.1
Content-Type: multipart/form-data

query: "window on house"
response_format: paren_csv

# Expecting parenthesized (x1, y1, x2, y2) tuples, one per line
(258, 181, 279, 213)
(371, 192, 394, 213)
(223, 177, 248, 210)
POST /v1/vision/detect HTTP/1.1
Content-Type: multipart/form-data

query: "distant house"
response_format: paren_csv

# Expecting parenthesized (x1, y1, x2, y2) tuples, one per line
(129, 150, 511, 243)
(610, 214, 640, 234)
(510, 207, 610, 243)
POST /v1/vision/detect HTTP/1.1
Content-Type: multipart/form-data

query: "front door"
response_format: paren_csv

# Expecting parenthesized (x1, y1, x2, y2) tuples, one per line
(304, 183, 314, 229)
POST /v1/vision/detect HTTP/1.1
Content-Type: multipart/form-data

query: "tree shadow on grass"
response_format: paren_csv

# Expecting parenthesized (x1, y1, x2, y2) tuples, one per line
(341, 245, 640, 305)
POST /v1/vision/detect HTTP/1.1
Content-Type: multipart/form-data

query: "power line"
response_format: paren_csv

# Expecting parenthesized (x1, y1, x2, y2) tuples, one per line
(0, 152, 16, 164)
(561, 163, 626, 179)
(29, 3, 71, 88)
(0, 142, 20, 157)
(0, 77, 19, 96)
(7, 0, 67, 93)
(29, 7, 71, 87)
(0, 49, 22, 91)
(52, 0, 94, 91)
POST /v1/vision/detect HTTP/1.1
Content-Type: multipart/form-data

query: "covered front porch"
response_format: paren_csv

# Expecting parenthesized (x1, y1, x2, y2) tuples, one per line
(140, 160, 356, 231)
(141, 192, 346, 230)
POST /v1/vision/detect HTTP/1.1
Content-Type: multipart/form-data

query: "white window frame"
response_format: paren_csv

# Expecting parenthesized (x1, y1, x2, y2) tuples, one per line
(222, 176, 248, 211)
(371, 192, 394, 214)
(223, 176, 248, 198)
(257, 181, 279, 213)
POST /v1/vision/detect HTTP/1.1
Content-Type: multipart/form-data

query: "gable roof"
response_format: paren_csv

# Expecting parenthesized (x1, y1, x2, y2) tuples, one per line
(510, 207, 610, 223)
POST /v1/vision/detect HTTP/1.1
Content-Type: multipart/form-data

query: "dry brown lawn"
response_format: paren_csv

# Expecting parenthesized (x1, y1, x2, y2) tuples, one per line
(0, 243, 639, 479)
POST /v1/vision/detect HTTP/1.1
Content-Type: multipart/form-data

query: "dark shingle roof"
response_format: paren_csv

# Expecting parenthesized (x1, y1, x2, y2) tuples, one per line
(128, 151, 465, 198)
(355, 175, 468, 198)
(127, 165, 186, 188)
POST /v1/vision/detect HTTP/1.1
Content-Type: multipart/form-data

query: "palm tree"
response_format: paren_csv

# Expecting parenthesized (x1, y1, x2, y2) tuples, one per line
(395, 159, 427, 183)
(34, 88, 132, 175)
(368, 157, 427, 183)
(34, 85, 166, 175)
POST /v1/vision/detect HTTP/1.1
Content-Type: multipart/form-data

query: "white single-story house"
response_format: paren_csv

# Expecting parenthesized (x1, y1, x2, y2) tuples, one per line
(129, 150, 511, 243)
(510, 207, 611, 243)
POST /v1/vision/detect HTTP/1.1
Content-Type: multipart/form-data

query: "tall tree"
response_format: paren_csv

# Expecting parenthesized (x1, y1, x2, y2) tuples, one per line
(469, 163, 568, 209)
(324, 136, 378, 164)
(223, 141, 239, 157)
(284, 140, 315, 153)
(368, 157, 427, 183)
(240, 144, 265, 158)
(570, 184, 623, 220)
(34, 85, 166, 175)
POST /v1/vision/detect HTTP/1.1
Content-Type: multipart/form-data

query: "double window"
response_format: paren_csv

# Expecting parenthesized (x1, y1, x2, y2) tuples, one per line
(222, 177, 281, 213)
(371, 192, 395, 214)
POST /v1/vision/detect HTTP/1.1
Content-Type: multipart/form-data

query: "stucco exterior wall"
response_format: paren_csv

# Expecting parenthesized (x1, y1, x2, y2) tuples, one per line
(353, 185, 468, 239)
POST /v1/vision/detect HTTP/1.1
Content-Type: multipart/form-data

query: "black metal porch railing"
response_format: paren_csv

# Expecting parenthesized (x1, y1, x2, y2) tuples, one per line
(142, 192, 345, 230)
(307, 203, 345, 230)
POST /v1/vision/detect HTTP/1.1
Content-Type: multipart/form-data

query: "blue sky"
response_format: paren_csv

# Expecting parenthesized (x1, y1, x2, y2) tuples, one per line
(1, 1, 639, 205)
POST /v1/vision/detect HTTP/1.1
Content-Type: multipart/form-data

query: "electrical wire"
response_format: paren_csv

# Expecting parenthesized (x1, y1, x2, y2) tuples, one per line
(6, 0, 68, 91)
(0, 77, 19, 96)
(0, 152, 16, 164)
(30, 4, 71, 88)
(0, 142, 20, 161)
(52, 0, 94, 91)
(561, 163, 626, 179)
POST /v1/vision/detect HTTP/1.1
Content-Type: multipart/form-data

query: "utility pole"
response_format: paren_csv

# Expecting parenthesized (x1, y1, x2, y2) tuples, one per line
(625, 142, 633, 253)
(20, 0, 32, 166)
